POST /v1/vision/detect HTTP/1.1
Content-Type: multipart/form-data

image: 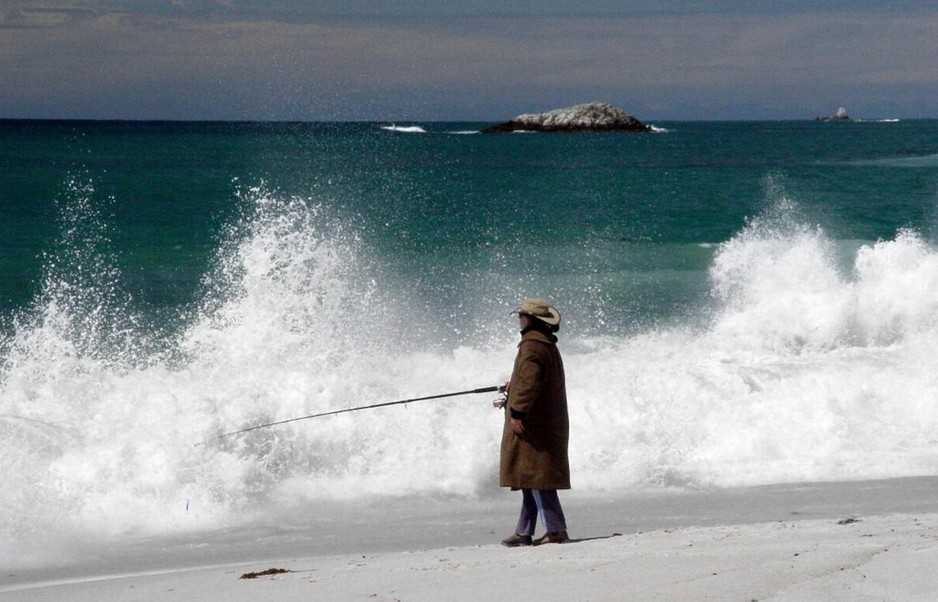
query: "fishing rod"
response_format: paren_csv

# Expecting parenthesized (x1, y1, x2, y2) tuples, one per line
(197, 385, 501, 446)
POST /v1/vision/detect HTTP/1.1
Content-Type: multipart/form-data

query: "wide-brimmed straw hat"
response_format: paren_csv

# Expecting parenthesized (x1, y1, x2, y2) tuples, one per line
(512, 297, 561, 326)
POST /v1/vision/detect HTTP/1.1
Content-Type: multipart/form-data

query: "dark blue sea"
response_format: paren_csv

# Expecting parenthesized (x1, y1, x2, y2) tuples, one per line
(3, 118, 938, 546)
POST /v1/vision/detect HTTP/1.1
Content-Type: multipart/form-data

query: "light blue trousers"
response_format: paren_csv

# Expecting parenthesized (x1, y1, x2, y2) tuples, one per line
(514, 488, 567, 536)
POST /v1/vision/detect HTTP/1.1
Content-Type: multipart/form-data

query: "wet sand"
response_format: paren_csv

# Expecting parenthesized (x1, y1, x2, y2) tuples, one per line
(3, 477, 937, 601)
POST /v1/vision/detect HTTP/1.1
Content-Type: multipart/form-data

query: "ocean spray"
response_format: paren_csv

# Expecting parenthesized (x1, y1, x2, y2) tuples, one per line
(3, 182, 938, 548)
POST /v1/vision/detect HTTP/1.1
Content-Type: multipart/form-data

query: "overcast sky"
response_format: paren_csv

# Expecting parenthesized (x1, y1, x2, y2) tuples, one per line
(3, 1, 938, 121)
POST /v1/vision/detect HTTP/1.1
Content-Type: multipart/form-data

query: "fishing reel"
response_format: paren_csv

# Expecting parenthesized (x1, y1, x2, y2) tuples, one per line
(492, 391, 508, 410)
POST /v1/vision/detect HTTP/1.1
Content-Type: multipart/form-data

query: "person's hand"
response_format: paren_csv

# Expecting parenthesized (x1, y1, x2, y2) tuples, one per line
(510, 417, 525, 436)
(498, 381, 510, 393)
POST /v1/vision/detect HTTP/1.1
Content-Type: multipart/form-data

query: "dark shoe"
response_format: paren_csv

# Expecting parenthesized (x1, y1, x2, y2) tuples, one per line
(501, 533, 533, 547)
(533, 530, 569, 545)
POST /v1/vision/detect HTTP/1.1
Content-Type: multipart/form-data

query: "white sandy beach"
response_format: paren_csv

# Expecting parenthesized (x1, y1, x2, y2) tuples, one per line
(3, 477, 938, 601)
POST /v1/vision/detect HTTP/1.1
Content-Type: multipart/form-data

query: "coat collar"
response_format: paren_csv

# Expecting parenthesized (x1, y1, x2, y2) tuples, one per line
(519, 329, 556, 346)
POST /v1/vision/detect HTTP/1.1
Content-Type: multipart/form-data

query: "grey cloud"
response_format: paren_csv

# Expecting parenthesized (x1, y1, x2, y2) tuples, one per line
(0, 7, 98, 29)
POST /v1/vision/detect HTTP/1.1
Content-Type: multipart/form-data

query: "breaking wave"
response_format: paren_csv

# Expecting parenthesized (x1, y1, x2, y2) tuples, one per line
(3, 179, 938, 549)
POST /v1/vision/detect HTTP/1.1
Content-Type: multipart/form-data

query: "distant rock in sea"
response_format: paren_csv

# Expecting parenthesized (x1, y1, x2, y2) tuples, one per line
(483, 102, 651, 133)
(816, 107, 851, 122)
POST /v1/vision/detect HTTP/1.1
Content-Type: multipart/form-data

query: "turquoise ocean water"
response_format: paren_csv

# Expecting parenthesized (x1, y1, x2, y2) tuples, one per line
(3, 119, 938, 548)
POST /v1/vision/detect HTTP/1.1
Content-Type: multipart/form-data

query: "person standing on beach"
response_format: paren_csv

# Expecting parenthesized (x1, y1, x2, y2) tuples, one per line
(499, 297, 571, 547)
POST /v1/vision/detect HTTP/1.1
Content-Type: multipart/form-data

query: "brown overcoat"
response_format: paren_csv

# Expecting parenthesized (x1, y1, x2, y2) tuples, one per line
(499, 329, 570, 490)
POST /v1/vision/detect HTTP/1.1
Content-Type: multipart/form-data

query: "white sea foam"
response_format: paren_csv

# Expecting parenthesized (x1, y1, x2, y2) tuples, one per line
(381, 125, 427, 134)
(3, 184, 938, 548)
(850, 153, 938, 168)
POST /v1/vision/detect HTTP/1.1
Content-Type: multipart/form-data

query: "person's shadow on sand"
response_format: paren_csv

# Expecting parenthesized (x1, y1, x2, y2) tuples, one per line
(560, 532, 623, 545)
